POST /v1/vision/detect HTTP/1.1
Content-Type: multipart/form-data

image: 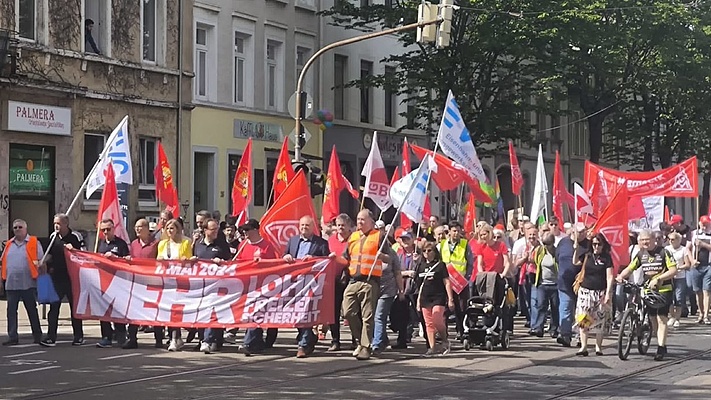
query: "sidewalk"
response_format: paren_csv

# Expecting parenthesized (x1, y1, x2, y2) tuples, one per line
(0, 299, 101, 336)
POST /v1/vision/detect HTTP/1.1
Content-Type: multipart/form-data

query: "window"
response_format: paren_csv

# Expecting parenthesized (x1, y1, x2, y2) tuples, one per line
(234, 34, 247, 104)
(142, 0, 156, 62)
(195, 26, 208, 98)
(265, 157, 278, 207)
(384, 66, 397, 127)
(254, 168, 265, 207)
(570, 111, 589, 157)
(84, 0, 111, 55)
(333, 55, 347, 120)
(138, 138, 157, 202)
(84, 133, 107, 200)
(296, 45, 312, 92)
(266, 40, 282, 110)
(17, 0, 35, 40)
(360, 60, 373, 123)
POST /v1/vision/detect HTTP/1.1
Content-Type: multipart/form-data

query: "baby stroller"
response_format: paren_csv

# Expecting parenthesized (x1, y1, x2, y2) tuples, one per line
(462, 272, 513, 351)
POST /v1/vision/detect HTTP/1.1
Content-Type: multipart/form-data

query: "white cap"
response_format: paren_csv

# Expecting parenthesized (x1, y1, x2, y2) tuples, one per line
(520, 215, 530, 222)
(574, 222, 586, 231)
(563, 222, 572, 230)
(375, 220, 386, 229)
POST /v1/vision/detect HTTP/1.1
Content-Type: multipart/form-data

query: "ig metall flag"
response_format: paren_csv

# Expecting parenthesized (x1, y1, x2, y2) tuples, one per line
(86, 116, 133, 198)
(389, 154, 437, 223)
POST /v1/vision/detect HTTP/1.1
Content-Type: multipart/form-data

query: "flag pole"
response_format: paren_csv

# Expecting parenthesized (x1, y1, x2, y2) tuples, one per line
(695, 196, 701, 260)
(39, 116, 129, 265)
(93, 221, 101, 253)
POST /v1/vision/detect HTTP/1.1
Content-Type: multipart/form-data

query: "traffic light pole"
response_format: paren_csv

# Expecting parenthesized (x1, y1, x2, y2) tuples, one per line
(293, 16, 443, 162)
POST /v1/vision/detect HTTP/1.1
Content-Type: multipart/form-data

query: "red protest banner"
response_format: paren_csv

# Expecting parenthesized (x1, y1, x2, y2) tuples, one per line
(65, 249, 336, 329)
(446, 263, 469, 294)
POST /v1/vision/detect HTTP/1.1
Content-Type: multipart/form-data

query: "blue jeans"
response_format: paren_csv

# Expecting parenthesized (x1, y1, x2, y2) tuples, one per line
(203, 328, 224, 345)
(243, 328, 278, 352)
(372, 296, 395, 349)
(673, 278, 688, 307)
(691, 265, 711, 292)
(558, 289, 576, 338)
(6, 289, 42, 342)
(530, 284, 559, 333)
(297, 328, 316, 348)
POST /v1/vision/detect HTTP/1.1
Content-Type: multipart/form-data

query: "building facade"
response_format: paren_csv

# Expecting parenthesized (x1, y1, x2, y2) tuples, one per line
(319, 0, 429, 222)
(189, 0, 322, 220)
(0, 0, 192, 243)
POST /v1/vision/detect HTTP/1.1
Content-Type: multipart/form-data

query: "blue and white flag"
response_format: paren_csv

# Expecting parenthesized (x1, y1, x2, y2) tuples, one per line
(389, 154, 437, 222)
(436, 90, 487, 183)
(86, 116, 133, 198)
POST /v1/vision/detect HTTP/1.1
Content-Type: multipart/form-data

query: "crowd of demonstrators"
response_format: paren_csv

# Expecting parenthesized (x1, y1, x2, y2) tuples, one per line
(5, 205, 711, 363)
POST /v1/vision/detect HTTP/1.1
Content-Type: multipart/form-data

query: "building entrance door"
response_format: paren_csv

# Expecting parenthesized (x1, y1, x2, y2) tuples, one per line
(8, 144, 55, 240)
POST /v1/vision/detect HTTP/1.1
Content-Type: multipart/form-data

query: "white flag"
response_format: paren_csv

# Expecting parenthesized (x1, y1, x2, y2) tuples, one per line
(361, 132, 392, 211)
(390, 155, 437, 222)
(530, 144, 548, 226)
(574, 183, 593, 225)
(86, 116, 133, 198)
(436, 90, 487, 183)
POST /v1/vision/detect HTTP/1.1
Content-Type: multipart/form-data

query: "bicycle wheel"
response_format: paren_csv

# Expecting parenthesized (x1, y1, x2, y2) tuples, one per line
(618, 309, 636, 360)
(637, 311, 652, 355)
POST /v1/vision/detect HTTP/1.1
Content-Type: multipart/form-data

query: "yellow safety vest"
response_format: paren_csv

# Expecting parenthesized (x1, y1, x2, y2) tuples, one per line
(440, 239, 468, 276)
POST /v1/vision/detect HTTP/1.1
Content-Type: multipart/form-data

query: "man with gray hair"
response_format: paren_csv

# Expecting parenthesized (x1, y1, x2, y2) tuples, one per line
(40, 214, 87, 347)
(2, 219, 45, 346)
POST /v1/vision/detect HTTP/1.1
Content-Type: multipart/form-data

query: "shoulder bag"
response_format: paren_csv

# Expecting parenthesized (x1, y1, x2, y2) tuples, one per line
(573, 254, 589, 295)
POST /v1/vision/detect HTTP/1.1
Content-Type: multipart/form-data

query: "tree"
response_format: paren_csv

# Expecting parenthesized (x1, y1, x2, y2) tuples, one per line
(321, 0, 550, 155)
(534, 0, 700, 163)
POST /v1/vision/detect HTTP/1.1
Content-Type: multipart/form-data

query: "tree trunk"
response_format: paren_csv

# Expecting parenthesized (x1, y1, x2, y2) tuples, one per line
(588, 114, 604, 163)
(702, 166, 710, 217)
(643, 135, 654, 171)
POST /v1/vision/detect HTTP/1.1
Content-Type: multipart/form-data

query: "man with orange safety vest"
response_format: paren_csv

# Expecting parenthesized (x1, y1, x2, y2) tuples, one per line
(339, 209, 394, 360)
(2, 219, 45, 346)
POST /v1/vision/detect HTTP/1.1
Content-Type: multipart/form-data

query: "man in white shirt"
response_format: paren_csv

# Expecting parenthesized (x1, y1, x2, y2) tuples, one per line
(549, 216, 568, 246)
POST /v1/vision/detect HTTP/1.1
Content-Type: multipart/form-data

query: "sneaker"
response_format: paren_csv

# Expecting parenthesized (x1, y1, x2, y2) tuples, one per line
(705, 317, 711, 325)
(557, 336, 572, 347)
(673, 320, 680, 329)
(223, 332, 237, 344)
(352, 345, 363, 357)
(72, 338, 86, 346)
(355, 347, 371, 360)
(209, 343, 218, 353)
(391, 342, 408, 350)
(371, 347, 383, 356)
(441, 339, 451, 355)
(174, 338, 184, 351)
(422, 348, 437, 358)
(199, 342, 210, 353)
(39, 338, 56, 347)
(327, 343, 341, 352)
(667, 318, 676, 328)
(122, 340, 138, 349)
(96, 338, 113, 348)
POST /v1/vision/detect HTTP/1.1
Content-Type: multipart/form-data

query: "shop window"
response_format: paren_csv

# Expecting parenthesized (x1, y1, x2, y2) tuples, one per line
(9, 144, 53, 197)
(138, 137, 157, 203)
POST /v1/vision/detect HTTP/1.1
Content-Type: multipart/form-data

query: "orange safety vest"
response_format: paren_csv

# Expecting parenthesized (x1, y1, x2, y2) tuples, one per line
(347, 230, 383, 279)
(1, 236, 39, 280)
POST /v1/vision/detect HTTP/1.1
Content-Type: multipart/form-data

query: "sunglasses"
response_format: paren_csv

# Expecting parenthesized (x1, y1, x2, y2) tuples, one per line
(494, 235, 502, 239)
(13, 226, 24, 230)
(592, 242, 602, 247)
(423, 249, 435, 253)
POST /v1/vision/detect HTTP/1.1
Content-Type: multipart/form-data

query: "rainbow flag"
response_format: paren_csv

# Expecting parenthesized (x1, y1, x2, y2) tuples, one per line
(480, 177, 505, 222)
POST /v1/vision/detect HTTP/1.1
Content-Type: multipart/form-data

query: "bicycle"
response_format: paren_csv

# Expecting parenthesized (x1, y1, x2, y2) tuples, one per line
(617, 281, 652, 360)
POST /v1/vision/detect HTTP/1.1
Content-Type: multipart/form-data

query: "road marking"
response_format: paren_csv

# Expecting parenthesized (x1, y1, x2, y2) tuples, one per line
(3, 351, 46, 358)
(12, 341, 70, 349)
(98, 353, 142, 361)
(8, 366, 60, 375)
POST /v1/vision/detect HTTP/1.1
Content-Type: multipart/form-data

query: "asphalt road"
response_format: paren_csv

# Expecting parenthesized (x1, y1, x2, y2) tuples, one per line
(1, 302, 710, 399)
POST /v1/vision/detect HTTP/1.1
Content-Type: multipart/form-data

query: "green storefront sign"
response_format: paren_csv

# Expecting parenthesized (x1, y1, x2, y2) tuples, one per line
(9, 166, 51, 195)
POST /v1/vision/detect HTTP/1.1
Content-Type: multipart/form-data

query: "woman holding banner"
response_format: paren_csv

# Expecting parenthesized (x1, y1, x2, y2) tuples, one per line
(157, 218, 192, 351)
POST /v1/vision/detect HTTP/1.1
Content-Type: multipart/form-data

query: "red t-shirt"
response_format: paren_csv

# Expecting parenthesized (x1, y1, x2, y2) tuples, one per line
(235, 239, 278, 261)
(328, 234, 349, 265)
(471, 240, 507, 278)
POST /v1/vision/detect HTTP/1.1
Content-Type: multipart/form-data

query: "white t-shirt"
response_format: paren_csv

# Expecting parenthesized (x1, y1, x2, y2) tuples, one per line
(554, 232, 567, 246)
(665, 244, 689, 279)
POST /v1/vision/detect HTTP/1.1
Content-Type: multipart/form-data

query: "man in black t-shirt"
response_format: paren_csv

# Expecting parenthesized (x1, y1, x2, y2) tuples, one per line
(95, 219, 130, 348)
(193, 218, 232, 354)
(40, 213, 87, 347)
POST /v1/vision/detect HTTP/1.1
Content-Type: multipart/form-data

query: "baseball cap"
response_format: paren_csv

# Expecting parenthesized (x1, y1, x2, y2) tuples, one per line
(520, 215, 530, 222)
(375, 220, 386, 229)
(670, 215, 683, 224)
(700, 215, 710, 224)
(563, 222, 572, 230)
(238, 218, 260, 232)
(494, 224, 505, 231)
(574, 222, 587, 232)
(398, 229, 413, 239)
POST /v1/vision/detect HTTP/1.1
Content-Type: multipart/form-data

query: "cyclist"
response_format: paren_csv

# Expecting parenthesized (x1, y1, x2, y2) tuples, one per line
(616, 229, 677, 361)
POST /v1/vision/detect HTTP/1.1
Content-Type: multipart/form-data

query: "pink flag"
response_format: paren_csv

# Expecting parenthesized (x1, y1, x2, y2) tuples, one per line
(361, 132, 392, 211)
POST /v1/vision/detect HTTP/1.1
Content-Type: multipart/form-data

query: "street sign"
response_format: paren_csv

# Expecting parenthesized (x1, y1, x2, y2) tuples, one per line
(288, 127, 312, 145)
(288, 92, 314, 120)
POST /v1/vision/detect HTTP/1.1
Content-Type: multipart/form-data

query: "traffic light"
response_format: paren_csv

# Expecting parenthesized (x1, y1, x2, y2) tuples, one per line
(291, 160, 324, 198)
(437, 0, 454, 48)
(417, 2, 436, 44)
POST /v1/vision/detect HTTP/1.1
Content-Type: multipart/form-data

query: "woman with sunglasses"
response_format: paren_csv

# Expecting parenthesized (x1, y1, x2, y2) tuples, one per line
(665, 232, 692, 328)
(474, 224, 511, 281)
(572, 233, 614, 356)
(157, 219, 192, 351)
(414, 242, 455, 357)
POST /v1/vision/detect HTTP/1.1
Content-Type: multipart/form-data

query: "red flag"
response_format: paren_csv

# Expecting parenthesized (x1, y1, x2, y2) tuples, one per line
(97, 163, 130, 242)
(423, 195, 432, 220)
(463, 193, 477, 233)
(410, 144, 493, 203)
(552, 151, 565, 223)
(509, 141, 523, 196)
(231, 138, 253, 221)
(664, 205, 670, 223)
(593, 184, 630, 272)
(400, 139, 413, 229)
(322, 146, 357, 223)
(154, 141, 180, 214)
(389, 166, 400, 187)
(272, 139, 296, 201)
(361, 132, 392, 211)
(260, 170, 317, 254)
(627, 196, 646, 221)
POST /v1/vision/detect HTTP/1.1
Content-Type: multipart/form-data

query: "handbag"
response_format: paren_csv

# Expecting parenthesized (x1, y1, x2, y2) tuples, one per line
(573, 254, 588, 295)
(37, 274, 60, 304)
